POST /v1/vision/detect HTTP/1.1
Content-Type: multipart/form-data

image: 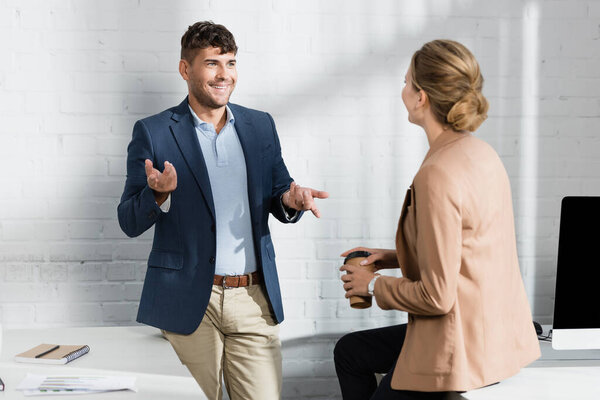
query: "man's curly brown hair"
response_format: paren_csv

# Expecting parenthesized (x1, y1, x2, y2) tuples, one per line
(181, 21, 238, 63)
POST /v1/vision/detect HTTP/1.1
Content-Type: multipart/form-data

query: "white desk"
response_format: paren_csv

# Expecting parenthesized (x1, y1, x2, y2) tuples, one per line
(2, 326, 600, 399)
(463, 365, 600, 400)
(0, 326, 206, 399)
(463, 337, 600, 400)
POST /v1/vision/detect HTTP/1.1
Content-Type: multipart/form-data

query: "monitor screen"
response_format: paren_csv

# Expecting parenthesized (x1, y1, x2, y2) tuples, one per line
(552, 196, 600, 349)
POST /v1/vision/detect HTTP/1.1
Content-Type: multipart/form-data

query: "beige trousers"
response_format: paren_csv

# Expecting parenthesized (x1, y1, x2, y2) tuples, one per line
(163, 284, 281, 400)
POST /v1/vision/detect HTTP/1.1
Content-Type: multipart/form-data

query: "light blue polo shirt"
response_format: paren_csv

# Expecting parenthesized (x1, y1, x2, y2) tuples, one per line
(189, 105, 257, 275)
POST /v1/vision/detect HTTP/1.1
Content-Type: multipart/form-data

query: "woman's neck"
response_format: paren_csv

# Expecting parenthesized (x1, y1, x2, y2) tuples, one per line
(422, 116, 449, 148)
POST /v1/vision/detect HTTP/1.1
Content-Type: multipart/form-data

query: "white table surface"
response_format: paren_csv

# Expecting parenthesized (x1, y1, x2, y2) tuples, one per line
(1, 325, 600, 399)
(462, 365, 600, 400)
(462, 328, 600, 400)
(0, 325, 206, 399)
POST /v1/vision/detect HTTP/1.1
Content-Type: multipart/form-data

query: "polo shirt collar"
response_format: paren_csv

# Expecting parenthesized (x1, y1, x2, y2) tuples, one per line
(188, 105, 235, 129)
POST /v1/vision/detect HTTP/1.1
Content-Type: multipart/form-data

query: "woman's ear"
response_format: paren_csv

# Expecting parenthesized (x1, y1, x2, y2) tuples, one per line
(416, 90, 428, 109)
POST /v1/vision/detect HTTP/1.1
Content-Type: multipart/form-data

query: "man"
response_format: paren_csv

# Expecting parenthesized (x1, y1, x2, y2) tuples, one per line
(117, 21, 328, 400)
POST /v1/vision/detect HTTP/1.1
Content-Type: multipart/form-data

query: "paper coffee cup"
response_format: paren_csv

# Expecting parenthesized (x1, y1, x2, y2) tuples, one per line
(344, 251, 376, 309)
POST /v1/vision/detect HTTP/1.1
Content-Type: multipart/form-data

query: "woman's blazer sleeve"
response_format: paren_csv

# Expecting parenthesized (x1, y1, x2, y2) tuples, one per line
(374, 163, 463, 315)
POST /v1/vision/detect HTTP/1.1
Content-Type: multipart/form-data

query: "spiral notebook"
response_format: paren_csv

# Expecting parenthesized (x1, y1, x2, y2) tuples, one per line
(15, 344, 90, 365)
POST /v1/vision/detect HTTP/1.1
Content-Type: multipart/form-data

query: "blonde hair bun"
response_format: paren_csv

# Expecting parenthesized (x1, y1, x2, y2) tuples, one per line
(447, 89, 489, 132)
(410, 40, 489, 132)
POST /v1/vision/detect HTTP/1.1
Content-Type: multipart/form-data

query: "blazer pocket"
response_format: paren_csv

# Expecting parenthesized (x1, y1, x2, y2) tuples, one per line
(261, 143, 273, 158)
(407, 313, 455, 375)
(147, 249, 183, 270)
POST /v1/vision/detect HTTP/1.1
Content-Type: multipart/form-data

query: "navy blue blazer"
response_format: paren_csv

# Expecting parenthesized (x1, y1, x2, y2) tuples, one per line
(117, 98, 301, 334)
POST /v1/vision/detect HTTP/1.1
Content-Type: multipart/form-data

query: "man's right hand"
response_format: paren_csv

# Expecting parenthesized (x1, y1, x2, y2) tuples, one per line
(340, 247, 399, 270)
(145, 159, 177, 205)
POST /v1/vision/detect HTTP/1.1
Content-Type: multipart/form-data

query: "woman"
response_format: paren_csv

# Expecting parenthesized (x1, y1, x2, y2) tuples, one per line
(335, 40, 540, 399)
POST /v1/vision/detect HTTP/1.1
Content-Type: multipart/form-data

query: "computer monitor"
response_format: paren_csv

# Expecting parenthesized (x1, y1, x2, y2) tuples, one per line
(552, 196, 600, 350)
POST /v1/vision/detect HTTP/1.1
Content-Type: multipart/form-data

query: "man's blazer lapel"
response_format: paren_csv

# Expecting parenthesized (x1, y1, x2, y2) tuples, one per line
(231, 104, 263, 227)
(170, 99, 216, 220)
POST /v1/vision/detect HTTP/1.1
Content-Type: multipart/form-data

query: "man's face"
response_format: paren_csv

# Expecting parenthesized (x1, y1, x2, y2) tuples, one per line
(179, 47, 237, 110)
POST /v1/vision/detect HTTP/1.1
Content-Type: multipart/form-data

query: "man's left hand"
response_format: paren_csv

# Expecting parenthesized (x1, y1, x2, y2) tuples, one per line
(282, 182, 329, 218)
(339, 263, 376, 298)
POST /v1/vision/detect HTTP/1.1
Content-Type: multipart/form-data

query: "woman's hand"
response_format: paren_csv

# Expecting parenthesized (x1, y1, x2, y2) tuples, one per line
(340, 264, 376, 297)
(340, 247, 399, 270)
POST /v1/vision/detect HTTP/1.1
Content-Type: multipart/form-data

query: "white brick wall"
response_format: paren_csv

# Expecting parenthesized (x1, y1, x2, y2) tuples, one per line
(1, 0, 599, 397)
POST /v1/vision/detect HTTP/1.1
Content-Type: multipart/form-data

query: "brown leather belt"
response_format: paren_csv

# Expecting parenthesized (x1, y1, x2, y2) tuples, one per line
(213, 272, 261, 289)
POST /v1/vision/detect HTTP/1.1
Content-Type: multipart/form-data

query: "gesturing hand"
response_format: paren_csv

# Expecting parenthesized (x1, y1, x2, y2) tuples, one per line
(145, 159, 177, 205)
(282, 182, 329, 218)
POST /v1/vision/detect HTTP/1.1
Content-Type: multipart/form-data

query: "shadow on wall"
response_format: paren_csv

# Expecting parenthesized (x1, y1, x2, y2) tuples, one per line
(281, 333, 341, 399)
(282, 333, 468, 400)
(104, 0, 544, 343)
(0, 0, 552, 350)
(13, 0, 544, 352)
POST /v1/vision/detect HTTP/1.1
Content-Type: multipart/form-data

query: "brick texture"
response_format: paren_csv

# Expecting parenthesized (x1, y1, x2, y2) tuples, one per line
(1, 1, 599, 398)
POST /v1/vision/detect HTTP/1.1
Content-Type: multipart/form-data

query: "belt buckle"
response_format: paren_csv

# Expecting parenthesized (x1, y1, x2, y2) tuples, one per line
(222, 273, 236, 289)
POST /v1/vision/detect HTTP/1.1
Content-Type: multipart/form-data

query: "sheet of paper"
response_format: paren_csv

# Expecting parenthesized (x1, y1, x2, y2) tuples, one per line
(22, 389, 106, 396)
(17, 373, 137, 396)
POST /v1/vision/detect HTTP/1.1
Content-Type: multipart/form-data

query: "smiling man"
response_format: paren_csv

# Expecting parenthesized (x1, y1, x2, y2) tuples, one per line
(117, 21, 328, 400)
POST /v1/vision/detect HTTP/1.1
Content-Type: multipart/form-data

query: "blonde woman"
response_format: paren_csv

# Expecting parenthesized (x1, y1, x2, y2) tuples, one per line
(335, 40, 540, 399)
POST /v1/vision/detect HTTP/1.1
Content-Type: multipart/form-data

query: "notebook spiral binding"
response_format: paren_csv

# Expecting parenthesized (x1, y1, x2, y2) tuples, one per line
(65, 345, 90, 363)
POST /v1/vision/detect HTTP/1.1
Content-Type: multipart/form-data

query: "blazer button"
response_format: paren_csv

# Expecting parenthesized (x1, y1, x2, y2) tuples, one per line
(148, 211, 156, 219)
(211, 224, 215, 233)
(209, 256, 215, 264)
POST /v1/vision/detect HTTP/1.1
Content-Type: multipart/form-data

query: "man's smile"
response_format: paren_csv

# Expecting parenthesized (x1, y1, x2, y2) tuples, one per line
(209, 82, 232, 91)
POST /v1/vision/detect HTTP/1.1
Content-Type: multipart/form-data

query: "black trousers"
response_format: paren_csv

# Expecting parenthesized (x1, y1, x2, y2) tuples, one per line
(334, 324, 461, 400)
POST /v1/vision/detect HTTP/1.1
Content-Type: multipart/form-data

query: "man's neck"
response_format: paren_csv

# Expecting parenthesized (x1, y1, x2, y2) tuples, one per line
(188, 97, 228, 133)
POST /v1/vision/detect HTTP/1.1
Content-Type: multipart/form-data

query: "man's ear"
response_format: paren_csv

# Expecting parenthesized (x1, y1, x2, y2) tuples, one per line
(179, 59, 190, 81)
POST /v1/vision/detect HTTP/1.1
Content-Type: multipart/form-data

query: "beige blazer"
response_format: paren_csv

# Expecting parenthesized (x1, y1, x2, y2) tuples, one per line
(374, 130, 540, 392)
